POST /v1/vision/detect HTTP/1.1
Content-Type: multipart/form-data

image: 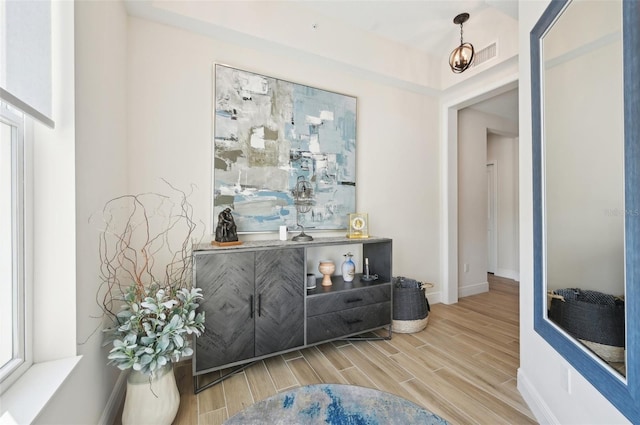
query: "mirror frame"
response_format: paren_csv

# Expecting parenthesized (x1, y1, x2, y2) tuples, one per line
(532, 0, 639, 422)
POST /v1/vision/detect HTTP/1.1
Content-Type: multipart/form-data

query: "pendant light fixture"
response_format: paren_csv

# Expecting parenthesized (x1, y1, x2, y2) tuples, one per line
(449, 13, 475, 73)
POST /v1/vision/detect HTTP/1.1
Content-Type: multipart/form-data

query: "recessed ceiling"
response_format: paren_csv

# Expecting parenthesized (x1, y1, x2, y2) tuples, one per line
(294, 1, 520, 121)
(296, 1, 519, 58)
(124, 0, 519, 98)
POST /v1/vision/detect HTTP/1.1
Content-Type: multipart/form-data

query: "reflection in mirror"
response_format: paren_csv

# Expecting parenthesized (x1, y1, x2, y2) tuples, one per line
(541, 0, 626, 376)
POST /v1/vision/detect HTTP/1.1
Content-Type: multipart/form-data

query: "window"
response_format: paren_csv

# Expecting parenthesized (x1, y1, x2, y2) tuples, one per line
(0, 0, 54, 128)
(1, 0, 50, 392)
(0, 101, 31, 391)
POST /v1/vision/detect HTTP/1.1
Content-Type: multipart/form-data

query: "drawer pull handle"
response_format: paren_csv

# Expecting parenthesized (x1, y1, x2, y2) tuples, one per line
(250, 295, 254, 318)
(258, 294, 262, 317)
(345, 298, 363, 304)
(345, 318, 363, 325)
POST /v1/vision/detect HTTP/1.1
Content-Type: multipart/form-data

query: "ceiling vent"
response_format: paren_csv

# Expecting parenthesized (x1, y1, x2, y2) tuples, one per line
(471, 42, 497, 68)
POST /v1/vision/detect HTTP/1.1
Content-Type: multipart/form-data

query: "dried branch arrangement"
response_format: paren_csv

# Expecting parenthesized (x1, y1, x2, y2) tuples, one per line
(93, 181, 205, 375)
(95, 182, 198, 319)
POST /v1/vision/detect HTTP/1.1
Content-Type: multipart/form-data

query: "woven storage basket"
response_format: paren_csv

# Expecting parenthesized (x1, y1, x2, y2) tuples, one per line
(548, 288, 625, 363)
(392, 277, 431, 334)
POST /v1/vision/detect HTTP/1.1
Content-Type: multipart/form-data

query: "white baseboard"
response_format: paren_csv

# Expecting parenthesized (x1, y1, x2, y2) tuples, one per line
(458, 281, 489, 298)
(424, 290, 441, 305)
(495, 268, 520, 281)
(517, 368, 558, 425)
(98, 370, 128, 425)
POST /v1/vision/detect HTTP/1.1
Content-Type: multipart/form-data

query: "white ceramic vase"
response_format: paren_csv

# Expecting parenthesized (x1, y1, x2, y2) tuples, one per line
(122, 363, 180, 425)
(341, 253, 356, 282)
(318, 260, 335, 286)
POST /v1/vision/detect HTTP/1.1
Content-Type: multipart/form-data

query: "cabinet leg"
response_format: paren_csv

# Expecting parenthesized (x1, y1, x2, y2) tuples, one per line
(343, 327, 392, 342)
(193, 362, 256, 394)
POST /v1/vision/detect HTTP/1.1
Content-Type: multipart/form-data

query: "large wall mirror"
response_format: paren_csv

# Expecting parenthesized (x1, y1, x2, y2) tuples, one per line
(532, 0, 639, 421)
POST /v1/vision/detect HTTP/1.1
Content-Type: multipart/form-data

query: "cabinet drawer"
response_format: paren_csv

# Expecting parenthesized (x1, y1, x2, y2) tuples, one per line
(307, 284, 390, 317)
(307, 302, 391, 344)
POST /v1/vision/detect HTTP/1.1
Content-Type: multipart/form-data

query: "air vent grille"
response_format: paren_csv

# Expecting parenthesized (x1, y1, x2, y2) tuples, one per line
(472, 42, 497, 68)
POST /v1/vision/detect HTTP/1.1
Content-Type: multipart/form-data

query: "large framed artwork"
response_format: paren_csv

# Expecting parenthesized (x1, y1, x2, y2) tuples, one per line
(213, 64, 357, 233)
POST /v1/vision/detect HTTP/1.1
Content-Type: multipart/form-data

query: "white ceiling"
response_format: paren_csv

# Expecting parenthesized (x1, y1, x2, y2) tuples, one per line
(293, 0, 520, 122)
(296, 1, 519, 58)
(468, 88, 519, 122)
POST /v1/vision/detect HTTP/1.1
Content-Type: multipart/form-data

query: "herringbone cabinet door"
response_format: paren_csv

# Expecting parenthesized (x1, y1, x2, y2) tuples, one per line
(194, 251, 255, 373)
(254, 248, 305, 356)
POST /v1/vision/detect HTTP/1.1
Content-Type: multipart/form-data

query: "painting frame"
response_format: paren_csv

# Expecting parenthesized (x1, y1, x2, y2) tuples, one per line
(212, 64, 357, 233)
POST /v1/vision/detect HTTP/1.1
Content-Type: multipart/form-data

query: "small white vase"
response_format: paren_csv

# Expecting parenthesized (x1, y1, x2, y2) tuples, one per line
(122, 363, 180, 425)
(342, 253, 356, 282)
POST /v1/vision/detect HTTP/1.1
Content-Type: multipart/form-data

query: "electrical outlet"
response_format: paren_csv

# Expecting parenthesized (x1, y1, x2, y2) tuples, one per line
(464, 263, 469, 273)
(561, 366, 572, 394)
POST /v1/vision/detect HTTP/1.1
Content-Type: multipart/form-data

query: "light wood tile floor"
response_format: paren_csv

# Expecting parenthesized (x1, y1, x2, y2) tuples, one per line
(118, 274, 538, 425)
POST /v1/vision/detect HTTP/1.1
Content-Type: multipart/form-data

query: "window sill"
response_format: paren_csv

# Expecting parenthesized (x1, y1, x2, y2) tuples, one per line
(0, 356, 82, 425)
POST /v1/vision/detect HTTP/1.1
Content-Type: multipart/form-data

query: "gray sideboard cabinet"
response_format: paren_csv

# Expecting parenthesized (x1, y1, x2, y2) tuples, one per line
(192, 236, 392, 394)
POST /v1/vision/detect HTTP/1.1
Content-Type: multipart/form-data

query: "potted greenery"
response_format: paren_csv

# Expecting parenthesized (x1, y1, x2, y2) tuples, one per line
(94, 182, 205, 425)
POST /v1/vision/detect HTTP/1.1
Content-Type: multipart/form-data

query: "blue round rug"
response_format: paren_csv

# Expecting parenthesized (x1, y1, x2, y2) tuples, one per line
(224, 384, 450, 425)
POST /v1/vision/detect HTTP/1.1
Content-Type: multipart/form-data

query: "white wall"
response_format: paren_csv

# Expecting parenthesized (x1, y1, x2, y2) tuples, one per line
(33, 1, 129, 424)
(517, 1, 629, 423)
(487, 133, 519, 280)
(31, 0, 77, 364)
(125, 16, 442, 294)
(457, 108, 517, 297)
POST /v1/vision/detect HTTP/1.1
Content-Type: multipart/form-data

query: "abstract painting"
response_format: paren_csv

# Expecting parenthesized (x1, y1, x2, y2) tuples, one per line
(213, 64, 357, 233)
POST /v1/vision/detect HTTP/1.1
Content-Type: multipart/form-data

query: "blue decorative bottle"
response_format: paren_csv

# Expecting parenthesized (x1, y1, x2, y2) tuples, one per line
(342, 252, 356, 282)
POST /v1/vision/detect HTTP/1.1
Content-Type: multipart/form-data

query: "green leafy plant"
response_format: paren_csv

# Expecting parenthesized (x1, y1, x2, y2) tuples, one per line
(106, 284, 205, 375)
(94, 182, 205, 376)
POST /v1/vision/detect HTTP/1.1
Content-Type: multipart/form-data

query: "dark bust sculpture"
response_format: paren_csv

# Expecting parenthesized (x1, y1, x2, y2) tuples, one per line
(215, 208, 238, 243)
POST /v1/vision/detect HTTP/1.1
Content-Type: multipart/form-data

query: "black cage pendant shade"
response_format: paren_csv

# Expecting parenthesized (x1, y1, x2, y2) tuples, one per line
(449, 13, 475, 73)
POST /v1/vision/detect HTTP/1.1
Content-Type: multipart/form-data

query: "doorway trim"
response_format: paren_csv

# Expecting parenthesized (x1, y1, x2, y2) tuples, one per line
(439, 75, 518, 304)
(487, 161, 498, 274)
